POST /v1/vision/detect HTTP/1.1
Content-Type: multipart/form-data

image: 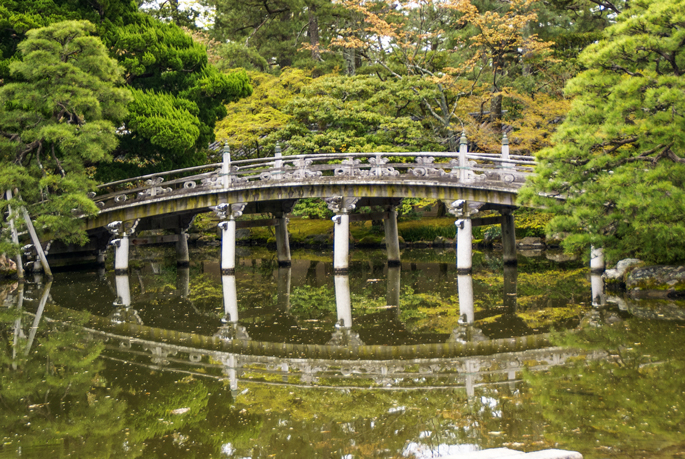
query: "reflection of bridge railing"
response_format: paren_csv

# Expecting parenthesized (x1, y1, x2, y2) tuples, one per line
(92, 328, 605, 394)
(92, 149, 536, 210)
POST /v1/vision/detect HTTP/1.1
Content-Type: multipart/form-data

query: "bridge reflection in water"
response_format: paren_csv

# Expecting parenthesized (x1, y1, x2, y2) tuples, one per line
(3, 257, 622, 402)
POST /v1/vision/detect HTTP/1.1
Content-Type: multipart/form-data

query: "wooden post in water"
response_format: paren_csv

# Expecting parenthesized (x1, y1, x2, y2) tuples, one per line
(275, 213, 291, 267)
(176, 228, 190, 267)
(384, 205, 401, 267)
(501, 208, 517, 265)
(21, 207, 52, 278)
(4, 190, 24, 282)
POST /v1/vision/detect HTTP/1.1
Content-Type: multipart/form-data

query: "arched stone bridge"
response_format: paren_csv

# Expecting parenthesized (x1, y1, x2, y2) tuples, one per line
(48, 138, 536, 273)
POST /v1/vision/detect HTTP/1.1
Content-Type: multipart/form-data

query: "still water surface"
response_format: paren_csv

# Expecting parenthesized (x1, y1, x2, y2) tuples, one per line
(1, 247, 684, 458)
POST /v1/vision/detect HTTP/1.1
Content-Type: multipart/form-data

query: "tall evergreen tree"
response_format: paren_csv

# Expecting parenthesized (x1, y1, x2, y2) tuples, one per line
(521, 0, 685, 264)
(0, 0, 253, 180)
(0, 20, 131, 247)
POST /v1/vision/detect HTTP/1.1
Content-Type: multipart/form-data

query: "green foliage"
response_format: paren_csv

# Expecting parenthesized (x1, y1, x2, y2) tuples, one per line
(281, 74, 443, 154)
(522, 0, 685, 264)
(214, 42, 269, 72)
(0, 20, 131, 245)
(0, 0, 253, 182)
(291, 198, 332, 219)
(215, 69, 310, 156)
(287, 285, 336, 320)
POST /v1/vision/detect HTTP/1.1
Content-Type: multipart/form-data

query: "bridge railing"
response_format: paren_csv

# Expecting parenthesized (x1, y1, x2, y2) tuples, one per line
(92, 143, 536, 209)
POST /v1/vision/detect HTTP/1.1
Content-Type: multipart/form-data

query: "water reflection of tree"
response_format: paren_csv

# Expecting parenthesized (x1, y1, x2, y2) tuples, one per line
(526, 319, 685, 458)
(0, 296, 138, 458)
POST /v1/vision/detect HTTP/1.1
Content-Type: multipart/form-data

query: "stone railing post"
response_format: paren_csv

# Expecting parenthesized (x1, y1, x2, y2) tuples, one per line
(458, 131, 469, 182)
(221, 143, 231, 189)
(273, 142, 283, 180)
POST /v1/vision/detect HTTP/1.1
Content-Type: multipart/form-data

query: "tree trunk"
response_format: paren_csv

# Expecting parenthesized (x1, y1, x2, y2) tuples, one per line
(308, 6, 322, 62)
(344, 48, 355, 76)
(490, 91, 502, 131)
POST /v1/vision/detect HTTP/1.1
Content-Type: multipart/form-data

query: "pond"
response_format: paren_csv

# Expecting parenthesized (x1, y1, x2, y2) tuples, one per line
(1, 247, 684, 458)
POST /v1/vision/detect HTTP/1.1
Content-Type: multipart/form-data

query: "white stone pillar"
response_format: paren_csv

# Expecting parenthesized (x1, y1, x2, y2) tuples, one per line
(222, 274, 239, 323)
(107, 220, 137, 275)
(384, 207, 401, 267)
(325, 197, 359, 274)
(458, 274, 474, 324)
(456, 218, 473, 274)
(275, 214, 291, 267)
(334, 274, 352, 329)
(115, 274, 131, 307)
(501, 209, 517, 265)
(591, 273, 606, 307)
(219, 220, 236, 275)
(333, 213, 350, 273)
(113, 234, 130, 274)
(96, 249, 106, 266)
(590, 246, 605, 273)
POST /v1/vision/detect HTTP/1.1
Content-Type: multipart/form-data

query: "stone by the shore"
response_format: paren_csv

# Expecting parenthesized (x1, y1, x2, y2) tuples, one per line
(626, 265, 685, 290)
(604, 258, 642, 280)
(516, 237, 545, 249)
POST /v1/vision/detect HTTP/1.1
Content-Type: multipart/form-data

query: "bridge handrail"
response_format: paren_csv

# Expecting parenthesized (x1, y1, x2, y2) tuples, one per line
(96, 151, 536, 190)
(90, 144, 536, 209)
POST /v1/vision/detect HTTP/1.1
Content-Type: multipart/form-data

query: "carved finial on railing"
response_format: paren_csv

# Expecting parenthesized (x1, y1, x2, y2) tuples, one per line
(221, 142, 231, 188)
(502, 133, 509, 146)
(460, 131, 467, 146)
(275, 142, 282, 156)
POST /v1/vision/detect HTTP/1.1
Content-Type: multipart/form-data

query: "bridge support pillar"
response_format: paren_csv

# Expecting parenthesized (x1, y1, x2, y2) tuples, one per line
(333, 213, 350, 273)
(212, 203, 247, 276)
(456, 218, 473, 274)
(106, 220, 138, 275)
(590, 246, 604, 274)
(96, 250, 106, 267)
(219, 220, 236, 275)
(501, 209, 517, 265)
(176, 229, 190, 267)
(325, 197, 359, 274)
(113, 236, 130, 274)
(384, 207, 401, 267)
(275, 213, 291, 267)
(448, 200, 473, 274)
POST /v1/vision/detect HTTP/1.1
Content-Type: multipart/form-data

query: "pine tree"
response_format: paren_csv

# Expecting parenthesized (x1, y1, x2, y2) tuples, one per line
(0, 20, 131, 246)
(521, 0, 685, 264)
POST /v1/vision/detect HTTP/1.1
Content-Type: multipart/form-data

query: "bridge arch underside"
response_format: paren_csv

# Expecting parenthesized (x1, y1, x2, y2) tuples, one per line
(84, 180, 519, 232)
